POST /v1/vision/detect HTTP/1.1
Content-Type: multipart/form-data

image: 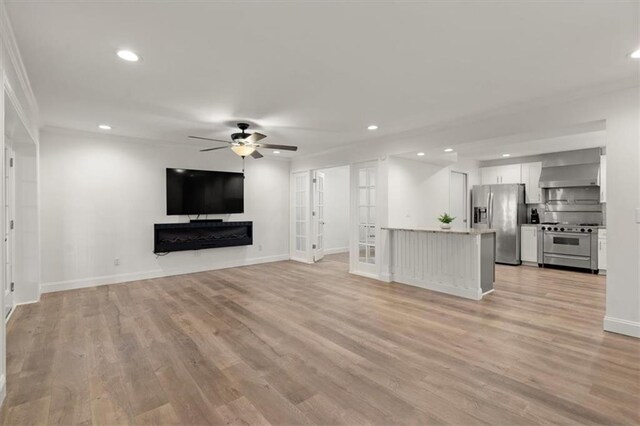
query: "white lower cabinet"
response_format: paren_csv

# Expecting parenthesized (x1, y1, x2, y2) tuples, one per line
(520, 225, 538, 263)
(598, 229, 607, 272)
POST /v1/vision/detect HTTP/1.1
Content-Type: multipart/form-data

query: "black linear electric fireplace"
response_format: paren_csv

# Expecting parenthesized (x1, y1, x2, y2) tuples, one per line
(154, 221, 252, 253)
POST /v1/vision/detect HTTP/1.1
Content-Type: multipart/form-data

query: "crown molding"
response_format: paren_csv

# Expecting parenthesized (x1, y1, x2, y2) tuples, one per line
(0, 1, 40, 126)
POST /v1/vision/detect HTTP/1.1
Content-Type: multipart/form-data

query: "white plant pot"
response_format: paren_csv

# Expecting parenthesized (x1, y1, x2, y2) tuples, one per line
(440, 223, 451, 229)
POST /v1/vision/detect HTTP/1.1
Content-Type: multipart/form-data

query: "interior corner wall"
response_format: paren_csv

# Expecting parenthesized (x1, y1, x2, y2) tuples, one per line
(39, 128, 291, 293)
(387, 156, 479, 229)
(319, 166, 349, 253)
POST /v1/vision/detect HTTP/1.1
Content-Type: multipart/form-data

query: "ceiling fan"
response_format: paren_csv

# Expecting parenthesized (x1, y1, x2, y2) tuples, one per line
(189, 122, 298, 159)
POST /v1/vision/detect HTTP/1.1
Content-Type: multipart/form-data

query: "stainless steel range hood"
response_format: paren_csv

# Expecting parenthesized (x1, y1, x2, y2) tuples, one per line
(539, 163, 600, 188)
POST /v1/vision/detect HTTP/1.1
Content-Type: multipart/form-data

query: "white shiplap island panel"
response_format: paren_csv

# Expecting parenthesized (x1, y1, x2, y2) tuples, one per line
(382, 227, 496, 300)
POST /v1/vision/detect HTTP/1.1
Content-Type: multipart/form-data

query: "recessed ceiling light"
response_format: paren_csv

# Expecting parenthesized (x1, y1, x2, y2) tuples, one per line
(117, 49, 140, 62)
(98, 124, 111, 130)
(417, 152, 425, 156)
(630, 49, 640, 59)
(502, 154, 511, 157)
(444, 148, 454, 153)
(273, 151, 281, 154)
(367, 125, 378, 130)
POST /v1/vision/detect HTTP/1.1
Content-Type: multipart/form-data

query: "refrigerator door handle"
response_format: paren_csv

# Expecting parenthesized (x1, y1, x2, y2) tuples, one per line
(488, 192, 493, 228)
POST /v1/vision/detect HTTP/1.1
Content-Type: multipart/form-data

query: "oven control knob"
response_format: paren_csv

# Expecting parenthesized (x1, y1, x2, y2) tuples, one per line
(553, 227, 558, 231)
(581, 228, 585, 232)
(560, 227, 565, 231)
(541, 226, 546, 230)
(587, 228, 592, 233)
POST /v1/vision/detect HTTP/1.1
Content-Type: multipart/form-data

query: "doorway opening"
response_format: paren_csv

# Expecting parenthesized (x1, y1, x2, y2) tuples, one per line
(311, 165, 350, 264)
(3, 90, 40, 323)
(449, 171, 468, 229)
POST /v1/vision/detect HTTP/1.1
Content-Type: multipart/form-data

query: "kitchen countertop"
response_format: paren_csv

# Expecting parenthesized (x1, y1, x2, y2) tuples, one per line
(382, 226, 496, 235)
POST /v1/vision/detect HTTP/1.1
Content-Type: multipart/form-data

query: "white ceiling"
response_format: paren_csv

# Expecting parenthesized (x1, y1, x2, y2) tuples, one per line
(7, 1, 639, 157)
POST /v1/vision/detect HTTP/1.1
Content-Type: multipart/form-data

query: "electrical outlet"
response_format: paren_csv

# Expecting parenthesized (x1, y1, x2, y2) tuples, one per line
(114, 258, 120, 266)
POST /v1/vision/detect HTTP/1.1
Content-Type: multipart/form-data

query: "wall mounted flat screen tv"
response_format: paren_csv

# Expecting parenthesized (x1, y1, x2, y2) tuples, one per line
(166, 168, 244, 215)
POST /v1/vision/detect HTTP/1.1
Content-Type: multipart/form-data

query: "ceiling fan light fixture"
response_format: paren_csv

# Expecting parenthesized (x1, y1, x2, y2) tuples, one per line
(231, 145, 256, 157)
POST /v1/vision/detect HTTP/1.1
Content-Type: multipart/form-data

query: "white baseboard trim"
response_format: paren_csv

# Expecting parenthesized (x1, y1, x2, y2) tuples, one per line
(604, 316, 640, 338)
(349, 269, 380, 280)
(41, 254, 290, 294)
(290, 256, 313, 264)
(324, 247, 349, 255)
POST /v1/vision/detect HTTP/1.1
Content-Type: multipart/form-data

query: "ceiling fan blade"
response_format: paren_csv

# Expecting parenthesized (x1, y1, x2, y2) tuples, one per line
(200, 146, 230, 152)
(189, 135, 232, 144)
(257, 143, 298, 152)
(245, 132, 267, 144)
(250, 150, 264, 159)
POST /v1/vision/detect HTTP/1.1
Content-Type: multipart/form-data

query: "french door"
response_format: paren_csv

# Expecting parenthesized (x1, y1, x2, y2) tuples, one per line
(312, 171, 325, 262)
(351, 162, 377, 276)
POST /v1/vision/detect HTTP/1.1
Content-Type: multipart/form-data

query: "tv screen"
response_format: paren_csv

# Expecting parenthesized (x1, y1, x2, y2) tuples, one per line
(166, 168, 244, 215)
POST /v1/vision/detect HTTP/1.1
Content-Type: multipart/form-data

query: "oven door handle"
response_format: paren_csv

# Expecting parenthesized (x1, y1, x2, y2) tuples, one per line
(544, 231, 590, 238)
(544, 253, 590, 260)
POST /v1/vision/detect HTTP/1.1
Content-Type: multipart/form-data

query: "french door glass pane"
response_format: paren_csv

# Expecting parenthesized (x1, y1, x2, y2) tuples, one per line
(359, 244, 367, 262)
(368, 169, 375, 186)
(367, 245, 376, 264)
(359, 207, 368, 224)
(359, 169, 367, 186)
(367, 226, 376, 244)
(368, 206, 376, 223)
(359, 188, 368, 205)
(359, 226, 366, 243)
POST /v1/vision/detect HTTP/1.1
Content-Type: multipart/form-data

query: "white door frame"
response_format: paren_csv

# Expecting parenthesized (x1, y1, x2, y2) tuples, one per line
(449, 170, 468, 228)
(3, 144, 14, 320)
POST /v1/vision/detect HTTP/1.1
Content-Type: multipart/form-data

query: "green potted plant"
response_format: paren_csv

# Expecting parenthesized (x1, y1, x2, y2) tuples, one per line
(438, 213, 456, 230)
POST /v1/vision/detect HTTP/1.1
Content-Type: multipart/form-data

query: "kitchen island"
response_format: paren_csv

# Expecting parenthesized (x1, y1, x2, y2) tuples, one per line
(381, 227, 496, 300)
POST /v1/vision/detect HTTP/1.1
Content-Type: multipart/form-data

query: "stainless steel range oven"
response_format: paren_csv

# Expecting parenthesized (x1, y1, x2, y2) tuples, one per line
(537, 224, 599, 273)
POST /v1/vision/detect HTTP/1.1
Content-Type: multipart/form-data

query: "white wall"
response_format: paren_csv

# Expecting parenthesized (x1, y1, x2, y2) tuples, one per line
(387, 156, 479, 229)
(39, 127, 290, 292)
(319, 165, 349, 253)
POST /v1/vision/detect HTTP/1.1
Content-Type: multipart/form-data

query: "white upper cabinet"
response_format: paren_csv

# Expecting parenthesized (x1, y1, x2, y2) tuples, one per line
(480, 164, 522, 185)
(521, 162, 543, 204)
(481, 166, 501, 184)
(599, 154, 606, 203)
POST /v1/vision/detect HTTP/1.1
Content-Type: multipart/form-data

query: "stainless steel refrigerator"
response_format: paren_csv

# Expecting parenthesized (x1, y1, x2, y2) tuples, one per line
(472, 184, 525, 265)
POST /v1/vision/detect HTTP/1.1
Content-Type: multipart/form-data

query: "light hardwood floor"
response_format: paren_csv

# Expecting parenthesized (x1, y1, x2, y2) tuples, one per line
(1, 254, 639, 425)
